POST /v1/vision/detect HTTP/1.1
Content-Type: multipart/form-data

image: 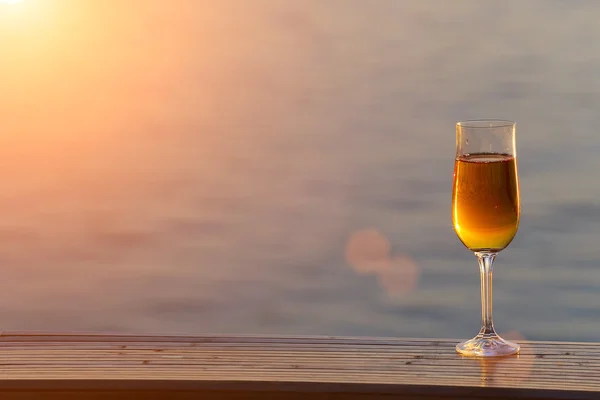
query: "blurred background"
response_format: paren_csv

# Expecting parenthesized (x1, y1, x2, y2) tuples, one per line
(0, 0, 599, 341)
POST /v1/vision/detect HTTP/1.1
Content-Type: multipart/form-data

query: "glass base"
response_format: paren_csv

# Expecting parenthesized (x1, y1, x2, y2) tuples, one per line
(456, 334, 520, 357)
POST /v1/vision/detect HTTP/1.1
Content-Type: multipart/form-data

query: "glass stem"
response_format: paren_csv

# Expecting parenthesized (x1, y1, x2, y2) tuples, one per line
(475, 251, 497, 336)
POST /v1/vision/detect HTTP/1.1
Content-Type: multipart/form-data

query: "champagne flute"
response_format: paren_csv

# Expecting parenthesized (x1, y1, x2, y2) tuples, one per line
(452, 120, 520, 357)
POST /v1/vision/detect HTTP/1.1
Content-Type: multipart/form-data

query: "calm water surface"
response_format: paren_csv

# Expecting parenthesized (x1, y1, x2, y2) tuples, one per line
(1, 0, 600, 341)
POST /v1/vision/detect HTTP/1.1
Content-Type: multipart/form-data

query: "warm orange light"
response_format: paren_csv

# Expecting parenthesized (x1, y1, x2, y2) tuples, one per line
(345, 229, 420, 297)
(0, 0, 23, 4)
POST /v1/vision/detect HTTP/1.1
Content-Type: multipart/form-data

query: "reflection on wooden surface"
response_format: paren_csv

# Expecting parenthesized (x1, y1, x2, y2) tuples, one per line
(477, 332, 535, 386)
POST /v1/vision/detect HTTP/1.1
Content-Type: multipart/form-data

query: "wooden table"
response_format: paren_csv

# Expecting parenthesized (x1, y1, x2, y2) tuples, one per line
(0, 332, 597, 399)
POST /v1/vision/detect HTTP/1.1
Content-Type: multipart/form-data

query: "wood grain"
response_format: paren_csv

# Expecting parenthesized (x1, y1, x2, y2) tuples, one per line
(0, 333, 597, 399)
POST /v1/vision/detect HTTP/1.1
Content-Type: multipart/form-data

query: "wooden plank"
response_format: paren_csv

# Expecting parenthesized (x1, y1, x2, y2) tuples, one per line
(0, 333, 597, 399)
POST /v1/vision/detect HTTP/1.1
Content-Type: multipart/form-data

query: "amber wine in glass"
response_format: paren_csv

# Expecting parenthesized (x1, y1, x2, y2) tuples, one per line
(452, 120, 520, 357)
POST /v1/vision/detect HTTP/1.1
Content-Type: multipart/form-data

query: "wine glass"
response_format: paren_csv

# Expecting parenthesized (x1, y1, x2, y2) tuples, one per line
(452, 120, 520, 357)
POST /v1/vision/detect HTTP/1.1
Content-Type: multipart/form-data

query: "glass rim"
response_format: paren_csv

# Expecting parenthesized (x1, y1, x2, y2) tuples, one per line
(457, 119, 515, 128)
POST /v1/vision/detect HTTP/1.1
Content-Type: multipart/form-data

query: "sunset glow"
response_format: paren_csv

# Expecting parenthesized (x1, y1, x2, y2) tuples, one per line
(2, 0, 595, 343)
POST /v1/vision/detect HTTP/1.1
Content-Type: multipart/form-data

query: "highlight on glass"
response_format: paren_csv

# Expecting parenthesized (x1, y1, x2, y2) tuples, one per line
(452, 119, 520, 357)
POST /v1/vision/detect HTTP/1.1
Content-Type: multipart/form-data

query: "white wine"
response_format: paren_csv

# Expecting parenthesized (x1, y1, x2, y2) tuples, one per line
(452, 153, 520, 252)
